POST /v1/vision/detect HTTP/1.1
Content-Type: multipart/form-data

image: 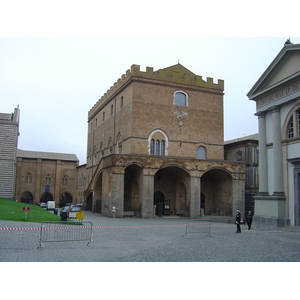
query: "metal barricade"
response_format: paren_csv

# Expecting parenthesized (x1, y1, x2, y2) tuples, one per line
(38, 221, 93, 249)
(182, 219, 211, 237)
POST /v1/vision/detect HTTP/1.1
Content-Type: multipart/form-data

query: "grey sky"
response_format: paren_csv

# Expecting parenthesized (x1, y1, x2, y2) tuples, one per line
(1, 37, 300, 164)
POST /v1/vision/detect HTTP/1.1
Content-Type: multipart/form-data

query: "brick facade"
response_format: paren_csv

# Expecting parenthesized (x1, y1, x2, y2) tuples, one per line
(85, 64, 246, 218)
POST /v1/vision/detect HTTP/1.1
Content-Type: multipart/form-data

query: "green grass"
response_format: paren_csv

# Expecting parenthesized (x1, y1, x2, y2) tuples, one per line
(0, 199, 61, 223)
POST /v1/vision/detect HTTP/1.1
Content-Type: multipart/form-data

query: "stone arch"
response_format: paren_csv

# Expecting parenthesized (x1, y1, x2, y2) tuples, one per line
(124, 163, 143, 217)
(282, 102, 300, 139)
(148, 129, 169, 155)
(40, 192, 53, 203)
(201, 168, 232, 216)
(20, 191, 33, 204)
(59, 192, 73, 207)
(154, 165, 190, 216)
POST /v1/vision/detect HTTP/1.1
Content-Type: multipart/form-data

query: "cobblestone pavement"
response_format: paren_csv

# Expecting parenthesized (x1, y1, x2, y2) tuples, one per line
(1, 212, 300, 262)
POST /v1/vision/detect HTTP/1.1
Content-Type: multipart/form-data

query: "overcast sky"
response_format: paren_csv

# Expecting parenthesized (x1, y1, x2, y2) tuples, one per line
(2, 37, 300, 164)
(1, 2, 299, 166)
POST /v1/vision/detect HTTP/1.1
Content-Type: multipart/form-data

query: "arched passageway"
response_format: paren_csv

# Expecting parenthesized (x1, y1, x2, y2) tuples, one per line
(154, 166, 190, 216)
(20, 191, 33, 204)
(40, 192, 53, 203)
(59, 192, 73, 207)
(124, 164, 143, 217)
(201, 169, 232, 216)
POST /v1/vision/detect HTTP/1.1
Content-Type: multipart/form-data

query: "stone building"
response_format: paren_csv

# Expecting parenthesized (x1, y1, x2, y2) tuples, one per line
(15, 149, 79, 207)
(0, 106, 20, 201)
(248, 40, 300, 229)
(224, 134, 259, 215)
(84, 64, 245, 218)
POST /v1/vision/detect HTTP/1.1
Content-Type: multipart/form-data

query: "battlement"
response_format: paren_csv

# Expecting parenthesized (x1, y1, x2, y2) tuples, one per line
(88, 64, 224, 118)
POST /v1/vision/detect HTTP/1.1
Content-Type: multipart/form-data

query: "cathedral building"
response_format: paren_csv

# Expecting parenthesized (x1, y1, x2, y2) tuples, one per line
(0, 106, 20, 201)
(248, 40, 300, 229)
(84, 64, 246, 218)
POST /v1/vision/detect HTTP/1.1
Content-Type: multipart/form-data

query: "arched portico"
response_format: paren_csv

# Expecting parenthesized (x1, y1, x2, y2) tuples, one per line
(20, 191, 33, 204)
(124, 163, 143, 217)
(40, 192, 53, 203)
(154, 165, 190, 216)
(201, 168, 232, 216)
(59, 192, 73, 207)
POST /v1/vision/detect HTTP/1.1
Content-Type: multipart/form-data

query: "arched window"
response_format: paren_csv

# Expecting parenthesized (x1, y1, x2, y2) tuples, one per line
(150, 139, 155, 155)
(287, 116, 294, 138)
(161, 140, 165, 155)
(25, 172, 32, 183)
(148, 129, 168, 156)
(196, 146, 206, 159)
(286, 108, 300, 139)
(174, 91, 188, 106)
(150, 139, 165, 156)
(155, 140, 160, 155)
(62, 176, 68, 185)
(45, 174, 51, 184)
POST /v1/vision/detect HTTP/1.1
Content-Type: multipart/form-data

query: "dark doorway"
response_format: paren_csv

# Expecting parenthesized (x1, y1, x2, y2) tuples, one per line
(40, 192, 53, 203)
(21, 191, 33, 204)
(59, 192, 73, 207)
(154, 191, 165, 217)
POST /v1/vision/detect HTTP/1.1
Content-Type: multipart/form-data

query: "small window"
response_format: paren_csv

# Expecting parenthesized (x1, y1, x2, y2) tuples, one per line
(151, 139, 165, 156)
(174, 91, 187, 106)
(25, 172, 32, 183)
(62, 176, 68, 185)
(237, 150, 243, 161)
(197, 146, 206, 159)
(286, 108, 300, 139)
(45, 175, 51, 185)
(155, 140, 160, 155)
(111, 104, 114, 116)
(103, 111, 105, 121)
(288, 117, 294, 138)
(121, 96, 124, 108)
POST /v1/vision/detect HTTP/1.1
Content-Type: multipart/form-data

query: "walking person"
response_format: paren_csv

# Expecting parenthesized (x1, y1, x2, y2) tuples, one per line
(235, 210, 241, 233)
(246, 211, 253, 230)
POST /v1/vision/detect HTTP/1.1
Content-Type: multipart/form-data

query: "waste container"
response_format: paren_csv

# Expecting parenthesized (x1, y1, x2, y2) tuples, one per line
(61, 211, 67, 221)
(54, 208, 58, 215)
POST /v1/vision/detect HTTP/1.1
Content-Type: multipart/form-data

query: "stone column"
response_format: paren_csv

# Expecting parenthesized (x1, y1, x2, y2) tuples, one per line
(190, 177, 201, 219)
(271, 106, 284, 195)
(141, 174, 154, 218)
(111, 173, 124, 217)
(257, 112, 268, 195)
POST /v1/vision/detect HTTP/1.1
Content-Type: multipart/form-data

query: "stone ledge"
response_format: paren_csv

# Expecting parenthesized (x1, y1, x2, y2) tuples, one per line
(253, 215, 290, 230)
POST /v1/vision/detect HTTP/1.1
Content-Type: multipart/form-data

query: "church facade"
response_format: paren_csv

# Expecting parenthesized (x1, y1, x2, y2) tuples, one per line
(248, 40, 300, 228)
(84, 64, 245, 218)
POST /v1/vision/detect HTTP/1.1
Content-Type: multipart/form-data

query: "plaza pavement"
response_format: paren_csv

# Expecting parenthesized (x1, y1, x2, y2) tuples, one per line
(1, 211, 300, 262)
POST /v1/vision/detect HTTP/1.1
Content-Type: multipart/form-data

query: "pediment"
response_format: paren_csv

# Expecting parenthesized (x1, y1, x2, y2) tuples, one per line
(248, 43, 300, 100)
(156, 63, 196, 77)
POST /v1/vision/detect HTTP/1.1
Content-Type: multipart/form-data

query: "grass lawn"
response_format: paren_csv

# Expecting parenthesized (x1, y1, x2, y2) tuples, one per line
(0, 199, 61, 223)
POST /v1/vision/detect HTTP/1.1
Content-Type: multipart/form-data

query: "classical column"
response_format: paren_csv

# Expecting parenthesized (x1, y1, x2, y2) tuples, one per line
(256, 112, 268, 195)
(271, 106, 284, 195)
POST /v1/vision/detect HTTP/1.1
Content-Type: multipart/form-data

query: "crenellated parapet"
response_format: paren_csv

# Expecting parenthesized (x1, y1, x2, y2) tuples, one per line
(88, 64, 224, 118)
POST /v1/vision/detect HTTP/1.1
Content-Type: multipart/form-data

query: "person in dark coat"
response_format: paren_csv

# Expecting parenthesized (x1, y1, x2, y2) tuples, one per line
(235, 210, 241, 233)
(246, 211, 253, 230)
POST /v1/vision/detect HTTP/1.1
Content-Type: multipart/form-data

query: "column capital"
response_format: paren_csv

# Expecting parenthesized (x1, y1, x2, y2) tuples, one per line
(268, 105, 281, 113)
(255, 111, 266, 118)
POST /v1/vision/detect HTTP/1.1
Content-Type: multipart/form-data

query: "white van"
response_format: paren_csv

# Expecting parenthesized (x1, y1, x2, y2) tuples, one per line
(46, 201, 55, 210)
